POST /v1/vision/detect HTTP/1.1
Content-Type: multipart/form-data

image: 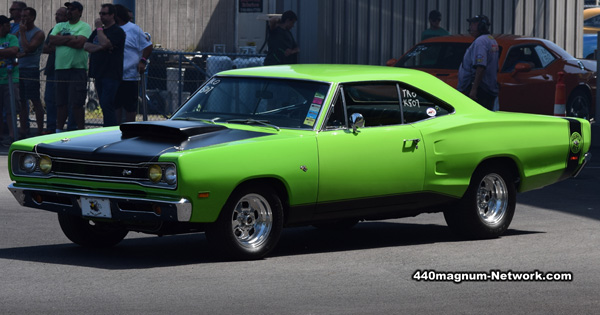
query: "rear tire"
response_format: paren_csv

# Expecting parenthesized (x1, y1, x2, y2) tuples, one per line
(205, 185, 283, 260)
(58, 213, 128, 248)
(444, 165, 516, 239)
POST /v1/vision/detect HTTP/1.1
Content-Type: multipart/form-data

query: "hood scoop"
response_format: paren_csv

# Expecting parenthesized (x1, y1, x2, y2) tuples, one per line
(120, 120, 228, 141)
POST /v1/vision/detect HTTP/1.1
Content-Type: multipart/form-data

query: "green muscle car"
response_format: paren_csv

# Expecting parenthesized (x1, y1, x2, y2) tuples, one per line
(7, 65, 591, 260)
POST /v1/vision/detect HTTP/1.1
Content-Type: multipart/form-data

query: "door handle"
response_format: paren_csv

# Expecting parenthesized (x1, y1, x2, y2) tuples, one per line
(404, 138, 420, 149)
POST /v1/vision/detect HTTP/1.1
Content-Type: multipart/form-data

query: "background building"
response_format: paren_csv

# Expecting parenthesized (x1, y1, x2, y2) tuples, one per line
(0, 0, 586, 63)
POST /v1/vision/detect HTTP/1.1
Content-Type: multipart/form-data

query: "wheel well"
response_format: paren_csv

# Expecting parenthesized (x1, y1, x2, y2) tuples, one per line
(567, 85, 592, 105)
(475, 157, 521, 186)
(233, 177, 290, 213)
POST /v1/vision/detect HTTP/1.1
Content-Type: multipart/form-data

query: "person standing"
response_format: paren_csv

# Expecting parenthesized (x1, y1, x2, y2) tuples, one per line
(113, 4, 152, 123)
(16, 7, 45, 137)
(9, 1, 26, 34)
(42, 7, 68, 134)
(421, 10, 449, 40)
(264, 10, 299, 66)
(0, 15, 19, 146)
(84, 3, 125, 127)
(457, 15, 499, 111)
(49, 1, 91, 131)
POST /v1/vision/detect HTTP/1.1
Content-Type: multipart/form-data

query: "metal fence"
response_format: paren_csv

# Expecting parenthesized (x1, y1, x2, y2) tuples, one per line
(10, 50, 265, 141)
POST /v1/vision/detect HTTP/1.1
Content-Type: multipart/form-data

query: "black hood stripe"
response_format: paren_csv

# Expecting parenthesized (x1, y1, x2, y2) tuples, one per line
(35, 128, 271, 163)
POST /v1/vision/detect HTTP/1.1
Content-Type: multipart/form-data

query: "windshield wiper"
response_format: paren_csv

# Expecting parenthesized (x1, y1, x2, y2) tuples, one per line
(226, 118, 280, 131)
(173, 117, 220, 124)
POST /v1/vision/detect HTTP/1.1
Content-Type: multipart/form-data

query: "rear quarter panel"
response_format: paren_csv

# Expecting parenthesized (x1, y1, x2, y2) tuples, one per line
(415, 111, 587, 197)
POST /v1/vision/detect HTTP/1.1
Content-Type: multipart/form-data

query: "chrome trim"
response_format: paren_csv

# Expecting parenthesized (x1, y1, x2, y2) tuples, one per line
(573, 152, 591, 178)
(8, 184, 192, 222)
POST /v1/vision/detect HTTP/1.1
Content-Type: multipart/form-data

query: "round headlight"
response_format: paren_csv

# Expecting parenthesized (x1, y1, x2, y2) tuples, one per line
(21, 154, 37, 173)
(39, 156, 52, 174)
(148, 165, 162, 183)
(164, 165, 177, 185)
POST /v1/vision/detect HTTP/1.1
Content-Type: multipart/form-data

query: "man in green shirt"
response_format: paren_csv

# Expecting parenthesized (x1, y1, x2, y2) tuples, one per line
(421, 10, 450, 41)
(0, 15, 19, 146)
(48, 1, 91, 131)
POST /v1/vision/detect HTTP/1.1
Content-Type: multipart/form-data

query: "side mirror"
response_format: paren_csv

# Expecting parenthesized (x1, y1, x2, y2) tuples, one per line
(386, 58, 398, 67)
(350, 113, 365, 133)
(511, 62, 532, 76)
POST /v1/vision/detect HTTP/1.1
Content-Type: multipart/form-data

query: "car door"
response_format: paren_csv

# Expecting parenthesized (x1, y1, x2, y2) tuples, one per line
(498, 43, 559, 115)
(315, 82, 426, 218)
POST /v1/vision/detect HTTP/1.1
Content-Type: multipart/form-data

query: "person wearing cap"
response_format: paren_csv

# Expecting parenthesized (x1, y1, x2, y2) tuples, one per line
(48, 1, 91, 131)
(9, 1, 26, 34)
(84, 3, 125, 127)
(457, 14, 499, 111)
(421, 10, 450, 41)
(0, 15, 20, 146)
(16, 7, 45, 138)
(113, 4, 152, 124)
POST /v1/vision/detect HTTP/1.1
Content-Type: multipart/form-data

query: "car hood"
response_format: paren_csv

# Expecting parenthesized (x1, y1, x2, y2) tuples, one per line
(34, 120, 272, 163)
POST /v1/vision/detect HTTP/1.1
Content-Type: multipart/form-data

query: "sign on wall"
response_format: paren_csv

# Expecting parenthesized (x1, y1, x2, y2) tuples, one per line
(239, 0, 263, 13)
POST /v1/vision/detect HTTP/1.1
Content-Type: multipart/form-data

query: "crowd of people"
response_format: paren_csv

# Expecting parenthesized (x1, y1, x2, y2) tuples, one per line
(0, 1, 153, 146)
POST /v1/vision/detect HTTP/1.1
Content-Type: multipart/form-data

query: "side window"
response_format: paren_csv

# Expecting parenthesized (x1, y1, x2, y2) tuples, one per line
(325, 91, 347, 129)
(343, 83, 403, 127)
(400, 86, 452, 123)
(533, 45, 556, 68)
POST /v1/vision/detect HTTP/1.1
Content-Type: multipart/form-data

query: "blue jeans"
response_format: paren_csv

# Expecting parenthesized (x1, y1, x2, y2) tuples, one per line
(95, 78, 121, 127)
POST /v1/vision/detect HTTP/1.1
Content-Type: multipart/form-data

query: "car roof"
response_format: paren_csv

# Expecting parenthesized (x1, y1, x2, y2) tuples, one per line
(420, 34, 549, 45)
(417, 34, 574, 60)
(584, 7, 600, 19)
(218, 64, 434, 83)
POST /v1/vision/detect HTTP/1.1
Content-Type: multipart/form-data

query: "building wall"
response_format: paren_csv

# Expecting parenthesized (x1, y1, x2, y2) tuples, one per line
(282, 0, 585, 64)
(0, 0, 585, 62)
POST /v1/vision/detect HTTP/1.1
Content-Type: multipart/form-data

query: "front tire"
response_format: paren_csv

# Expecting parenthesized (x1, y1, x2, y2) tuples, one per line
(58, 213, 128, 248)
(205, 185, 283, 260)
(566, 90, 590, 120)
(444, 165, 516, 239)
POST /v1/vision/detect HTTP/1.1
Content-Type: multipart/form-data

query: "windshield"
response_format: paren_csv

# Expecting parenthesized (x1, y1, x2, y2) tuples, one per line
(396, 43, 471, 69)
(172, 77, 331, 130)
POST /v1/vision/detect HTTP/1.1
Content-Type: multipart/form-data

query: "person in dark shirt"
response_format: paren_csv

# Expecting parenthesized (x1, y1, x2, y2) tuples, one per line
(264, 10, 299, 66)
(84, 3, 125, 127)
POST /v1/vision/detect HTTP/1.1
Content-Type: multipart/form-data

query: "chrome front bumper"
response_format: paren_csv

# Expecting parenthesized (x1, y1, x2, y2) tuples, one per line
(8, 184, 192, 222)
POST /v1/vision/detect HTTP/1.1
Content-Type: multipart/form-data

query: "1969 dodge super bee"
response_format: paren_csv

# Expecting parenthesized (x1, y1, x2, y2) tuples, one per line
(7, 65, 591, 260)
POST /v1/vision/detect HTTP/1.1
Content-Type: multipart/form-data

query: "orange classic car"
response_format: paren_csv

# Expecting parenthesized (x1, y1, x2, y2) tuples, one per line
(388, 34, 596, 120)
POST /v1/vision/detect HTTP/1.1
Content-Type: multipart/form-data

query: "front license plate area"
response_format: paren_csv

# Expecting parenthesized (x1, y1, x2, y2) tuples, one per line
(81, 196, 112, 218)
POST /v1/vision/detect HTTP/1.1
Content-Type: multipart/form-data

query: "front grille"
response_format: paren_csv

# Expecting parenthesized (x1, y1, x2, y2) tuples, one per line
(11, 151, 177, 190)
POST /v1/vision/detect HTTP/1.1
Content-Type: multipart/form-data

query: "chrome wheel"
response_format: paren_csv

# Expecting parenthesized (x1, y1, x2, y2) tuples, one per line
(476, 173, 508, 226)
(443, 165, 516, 239)
(231, 193, 273, 249)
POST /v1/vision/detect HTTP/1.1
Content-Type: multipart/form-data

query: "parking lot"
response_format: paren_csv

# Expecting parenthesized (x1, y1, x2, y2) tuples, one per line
(0, 126, 598, 314)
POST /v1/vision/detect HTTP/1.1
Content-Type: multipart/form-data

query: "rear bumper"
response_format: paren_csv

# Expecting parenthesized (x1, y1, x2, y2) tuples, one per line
(8, 183, 192, 222)
(573, 152, 592, 178)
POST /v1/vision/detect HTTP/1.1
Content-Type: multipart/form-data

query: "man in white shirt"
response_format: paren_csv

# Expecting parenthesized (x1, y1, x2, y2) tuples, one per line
(114, 4, 152, 123)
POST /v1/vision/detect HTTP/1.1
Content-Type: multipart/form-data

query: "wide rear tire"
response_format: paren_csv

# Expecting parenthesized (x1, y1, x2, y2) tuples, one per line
(444, 165, 516, 239)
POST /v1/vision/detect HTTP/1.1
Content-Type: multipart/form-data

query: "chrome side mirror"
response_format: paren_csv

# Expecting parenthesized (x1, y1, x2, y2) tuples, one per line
(350, 113, 365, 133)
